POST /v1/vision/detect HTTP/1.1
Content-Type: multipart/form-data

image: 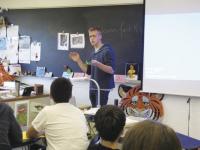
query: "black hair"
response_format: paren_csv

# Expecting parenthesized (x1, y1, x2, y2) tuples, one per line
(94, 105, 126, 142)
(50, 77, 72, 103)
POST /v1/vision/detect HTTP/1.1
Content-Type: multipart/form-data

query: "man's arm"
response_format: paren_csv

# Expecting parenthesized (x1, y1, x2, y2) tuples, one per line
(27, 126, 39, 139)
(91, 60, 114, 74)
(69, 52, 88, 73)
(27, 107, 46, 139)
(76, 59, 88, 73)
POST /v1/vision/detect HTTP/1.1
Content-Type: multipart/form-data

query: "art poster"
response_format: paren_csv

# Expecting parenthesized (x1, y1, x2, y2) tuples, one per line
(31, 42, 41, 61)
(70, 33, 85, 49)
(57, 32, 69, 50)
(19, 36, 31, 64)
(15, 101, 29, 131)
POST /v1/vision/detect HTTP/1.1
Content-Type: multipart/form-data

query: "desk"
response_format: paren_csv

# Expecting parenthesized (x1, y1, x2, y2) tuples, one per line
(176, 132, 200, 150)
(12, 131, 45, 150)
(84, 108, 143, 128)
(84, 108, 143, 138)
(0, 94, 49, 103)
(85, 108, 200, 150)
(0, 94, 50, 130)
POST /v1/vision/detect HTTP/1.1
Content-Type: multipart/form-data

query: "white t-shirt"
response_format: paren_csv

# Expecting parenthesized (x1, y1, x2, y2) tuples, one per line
(32, 103, 89, 150)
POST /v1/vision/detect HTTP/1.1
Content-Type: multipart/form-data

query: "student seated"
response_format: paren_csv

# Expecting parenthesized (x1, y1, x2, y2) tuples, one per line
(0, 103, 22, 150)
(27, 77, 89, 150)
(122, 120, 182, 150)
(88, 105, 126, 150)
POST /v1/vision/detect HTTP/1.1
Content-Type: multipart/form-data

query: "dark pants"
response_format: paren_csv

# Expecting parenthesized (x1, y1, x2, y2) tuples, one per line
(89, 90, 110, 107)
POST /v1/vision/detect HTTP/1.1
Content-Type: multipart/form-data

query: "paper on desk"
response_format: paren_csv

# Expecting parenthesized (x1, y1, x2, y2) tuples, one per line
(84, 108, 99, 115)
(23, 131, 28, 140)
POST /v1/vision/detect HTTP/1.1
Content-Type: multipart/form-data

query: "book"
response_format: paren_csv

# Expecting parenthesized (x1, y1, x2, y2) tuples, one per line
(36, 67, 45, 77)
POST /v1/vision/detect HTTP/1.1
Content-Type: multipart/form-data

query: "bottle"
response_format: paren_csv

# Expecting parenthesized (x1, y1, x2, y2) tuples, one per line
(15, 81, 20, 96)
(114, 99, 118, 106)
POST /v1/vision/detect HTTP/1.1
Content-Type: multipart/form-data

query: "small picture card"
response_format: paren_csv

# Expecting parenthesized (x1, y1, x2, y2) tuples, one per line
(114, 74, 125, 83)
(36, 66, 46, 77)
(73, 72, 85, 78)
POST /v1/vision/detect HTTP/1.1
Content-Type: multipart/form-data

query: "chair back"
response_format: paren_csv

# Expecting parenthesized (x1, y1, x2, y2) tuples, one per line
(88, 134, 100, 148)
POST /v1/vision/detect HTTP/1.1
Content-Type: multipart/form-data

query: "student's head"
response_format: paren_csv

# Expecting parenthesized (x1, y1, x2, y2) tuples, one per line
(88, 26, 102, 47)
(50, 77, 72, 103)
(122, 120, 182, 150)
(94, 105, 126, 142)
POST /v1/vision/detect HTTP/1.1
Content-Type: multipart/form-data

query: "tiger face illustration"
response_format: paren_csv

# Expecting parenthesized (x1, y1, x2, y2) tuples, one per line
(119, 85, 164, 121)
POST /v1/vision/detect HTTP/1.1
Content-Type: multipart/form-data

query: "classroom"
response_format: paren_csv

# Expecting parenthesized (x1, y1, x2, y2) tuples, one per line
(0, 0, 200, 149)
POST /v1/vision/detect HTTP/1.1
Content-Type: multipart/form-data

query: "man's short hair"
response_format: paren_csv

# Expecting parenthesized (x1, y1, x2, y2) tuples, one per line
(50, 77, 72, 103)
(94, 105, 126, 142)
(88, 26, 102, 34)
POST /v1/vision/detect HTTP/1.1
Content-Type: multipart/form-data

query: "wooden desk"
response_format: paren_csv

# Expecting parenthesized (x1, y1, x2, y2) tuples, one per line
(0, 94, 51, 130)
(0, 94, 49, 103)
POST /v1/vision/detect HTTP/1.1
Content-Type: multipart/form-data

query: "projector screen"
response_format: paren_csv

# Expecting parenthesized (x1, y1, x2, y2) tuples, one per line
(143, 0, 200, 97)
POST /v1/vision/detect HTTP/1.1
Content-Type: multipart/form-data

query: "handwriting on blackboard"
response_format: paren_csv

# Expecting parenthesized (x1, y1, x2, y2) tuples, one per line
(101, 22, 141, 40)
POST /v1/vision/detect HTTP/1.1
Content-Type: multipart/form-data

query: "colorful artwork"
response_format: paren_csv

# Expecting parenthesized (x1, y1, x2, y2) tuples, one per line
(15, 101, 29, 130)
(119, 85, 164, 121)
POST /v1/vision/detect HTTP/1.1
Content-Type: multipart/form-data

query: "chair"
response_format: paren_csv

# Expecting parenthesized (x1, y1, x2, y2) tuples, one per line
(88, 134, 100, 148)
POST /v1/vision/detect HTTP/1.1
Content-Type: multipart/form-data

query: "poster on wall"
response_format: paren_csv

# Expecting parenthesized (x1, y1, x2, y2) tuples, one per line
(7, 25, 19, 37)
(14, 101, 29, 131)
(0, 27, 6, 37)
(0, 37, 7, 50)
(57, 32, 69, 50)
(19, 36, 31, 64)
(6, 37, 19, 64)
(31, 42, 41, 61)
(70, 33, 85, 49)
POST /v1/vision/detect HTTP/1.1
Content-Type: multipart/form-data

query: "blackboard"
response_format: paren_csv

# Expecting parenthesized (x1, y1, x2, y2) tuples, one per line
(3, 5, 144, 78)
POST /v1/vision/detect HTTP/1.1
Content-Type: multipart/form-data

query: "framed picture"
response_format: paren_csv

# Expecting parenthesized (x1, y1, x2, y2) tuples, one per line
(62, 65, 74, 78)
(14, 101, 29, 131)
(125, 63, 139, 80)
(57, 32, 69, 50)
(70, 33, 85, 48)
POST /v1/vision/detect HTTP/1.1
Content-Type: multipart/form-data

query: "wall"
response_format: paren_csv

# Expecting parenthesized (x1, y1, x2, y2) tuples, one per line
(4, 5, 144, 77)
(0, 0, 143, 9)
(2, 0, 200, 140)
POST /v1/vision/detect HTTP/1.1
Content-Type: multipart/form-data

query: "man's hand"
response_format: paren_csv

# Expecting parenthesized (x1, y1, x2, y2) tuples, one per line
(69, 52, 80, 62)
(91, 59, 100, 67)
(91, 59, 114, 74)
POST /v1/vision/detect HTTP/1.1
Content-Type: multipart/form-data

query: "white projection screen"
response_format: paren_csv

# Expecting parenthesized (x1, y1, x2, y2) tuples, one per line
(143, 0, 200, 97)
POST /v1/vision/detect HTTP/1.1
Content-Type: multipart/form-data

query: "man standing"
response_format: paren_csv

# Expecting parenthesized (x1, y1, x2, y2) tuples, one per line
(69, 27, 115, 107)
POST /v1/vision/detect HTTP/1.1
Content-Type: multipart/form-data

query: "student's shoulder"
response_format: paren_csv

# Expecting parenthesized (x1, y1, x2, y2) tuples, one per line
(101, 44, 114, 53)
(0, 103, 12, 111)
